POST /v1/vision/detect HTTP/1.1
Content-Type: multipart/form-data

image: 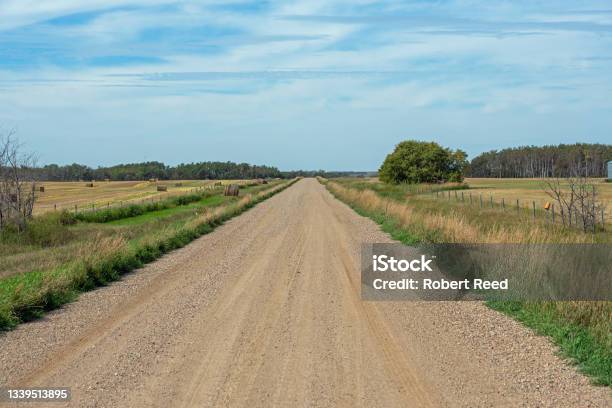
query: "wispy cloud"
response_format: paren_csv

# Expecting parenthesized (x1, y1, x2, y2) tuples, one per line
(0, 0, 611, 169)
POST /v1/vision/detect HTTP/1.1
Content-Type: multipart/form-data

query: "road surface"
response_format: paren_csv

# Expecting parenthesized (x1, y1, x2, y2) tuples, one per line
(1, 179, 610, 407)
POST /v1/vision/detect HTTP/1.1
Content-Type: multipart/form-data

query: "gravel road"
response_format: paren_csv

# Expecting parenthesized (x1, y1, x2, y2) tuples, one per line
(0, 178, 610, 407)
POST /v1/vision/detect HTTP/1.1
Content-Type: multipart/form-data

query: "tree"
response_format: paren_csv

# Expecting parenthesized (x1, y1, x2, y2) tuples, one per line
(0, 131, 37, 231)
(468, 143, 611, 178)
(378, 140, 468, 184)
(543, 162, 606, 232)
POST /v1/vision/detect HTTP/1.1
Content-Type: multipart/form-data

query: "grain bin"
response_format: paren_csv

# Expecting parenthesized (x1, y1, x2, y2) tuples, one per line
(608, 161, 612, 181)
(224, 184, 240, 196)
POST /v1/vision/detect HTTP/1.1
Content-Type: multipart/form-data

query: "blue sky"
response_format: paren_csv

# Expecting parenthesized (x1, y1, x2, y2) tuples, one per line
(1, 1, 611, 170)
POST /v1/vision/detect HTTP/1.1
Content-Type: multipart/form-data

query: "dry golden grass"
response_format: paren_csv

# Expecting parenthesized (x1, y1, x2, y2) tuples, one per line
(33, 179, 254, 215)
(328, 181, 600, 244)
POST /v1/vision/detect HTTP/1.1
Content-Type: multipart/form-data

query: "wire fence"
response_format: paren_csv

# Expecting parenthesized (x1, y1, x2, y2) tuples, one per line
(40, 179, 269, 216)
(43, 184, 222, 216)
(428, 189, 608, 232)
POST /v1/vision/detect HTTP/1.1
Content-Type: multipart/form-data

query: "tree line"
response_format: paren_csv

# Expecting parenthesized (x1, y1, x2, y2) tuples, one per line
(33, 161, 283, 181)
(468, 143, 611, 178)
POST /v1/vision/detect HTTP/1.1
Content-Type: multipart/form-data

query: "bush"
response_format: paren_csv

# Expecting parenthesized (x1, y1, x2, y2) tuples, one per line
(379, 140, 467, 184)
(58, 210, 77, 225)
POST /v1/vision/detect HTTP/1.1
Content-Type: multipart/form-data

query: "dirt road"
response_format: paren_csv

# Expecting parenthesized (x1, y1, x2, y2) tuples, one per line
(1, 179, 609, 407)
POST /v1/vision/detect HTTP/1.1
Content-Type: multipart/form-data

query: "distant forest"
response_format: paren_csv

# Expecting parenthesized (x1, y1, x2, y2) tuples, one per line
(468, 143, 611, 178)
(30, 161, 366, 181)
(34, 161, 283, 181)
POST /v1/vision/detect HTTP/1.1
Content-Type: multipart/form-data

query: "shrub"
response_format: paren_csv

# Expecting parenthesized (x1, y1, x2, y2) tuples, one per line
(58, 210, 77, 225)
(24, 213, 74, 247)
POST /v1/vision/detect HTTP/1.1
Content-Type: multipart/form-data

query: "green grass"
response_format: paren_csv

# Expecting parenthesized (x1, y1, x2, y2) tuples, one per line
(108, 195, 226, 226)
(74, 189, 219, 223)
(0, 179, 298, 329)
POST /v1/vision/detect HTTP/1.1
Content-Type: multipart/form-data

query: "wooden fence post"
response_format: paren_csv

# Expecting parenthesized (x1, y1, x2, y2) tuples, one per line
(479, 194, 483, 208)
(461, 191, 464, 202)
(516, 199, 519, 214)
(602, 208, 606, 231)
(592, 186, 596, 233)
(502, 198, 505, 210)
(490, 196, 493, 208)
(532, 201, 536, 220)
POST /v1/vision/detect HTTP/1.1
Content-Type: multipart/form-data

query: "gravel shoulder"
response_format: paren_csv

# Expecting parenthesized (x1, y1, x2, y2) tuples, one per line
(0, 178, 609, 407)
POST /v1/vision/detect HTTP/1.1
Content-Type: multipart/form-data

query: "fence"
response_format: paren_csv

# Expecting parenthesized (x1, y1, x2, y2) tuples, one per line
(45, 185, 222, 216)
(429, 189, 607, 233)
(42, 179, 267, 216)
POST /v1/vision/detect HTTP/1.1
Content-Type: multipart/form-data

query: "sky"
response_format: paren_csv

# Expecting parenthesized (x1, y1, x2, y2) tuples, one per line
(0, 1, 611, 171)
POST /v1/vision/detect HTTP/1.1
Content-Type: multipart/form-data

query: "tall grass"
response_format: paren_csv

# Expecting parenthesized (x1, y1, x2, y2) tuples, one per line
(0, 179, 298, 330)
(323, 178, 611, 385)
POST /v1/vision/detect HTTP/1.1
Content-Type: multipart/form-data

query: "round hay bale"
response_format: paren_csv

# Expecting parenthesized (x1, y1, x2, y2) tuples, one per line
(85, 183, 94, 187)
(224, 184, 240, 196)
(39, 186, 45, 192)
(157, 185, 168, 192)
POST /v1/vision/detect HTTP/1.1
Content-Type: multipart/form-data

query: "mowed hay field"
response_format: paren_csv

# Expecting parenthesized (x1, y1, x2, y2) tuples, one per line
(34, 180, 241, 215)
(465, 177, 612, 206)
(465, 178, 612, 224)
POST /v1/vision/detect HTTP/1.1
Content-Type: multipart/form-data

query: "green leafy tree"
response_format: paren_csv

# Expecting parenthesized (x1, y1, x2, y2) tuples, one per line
(379, 140, 467, 184)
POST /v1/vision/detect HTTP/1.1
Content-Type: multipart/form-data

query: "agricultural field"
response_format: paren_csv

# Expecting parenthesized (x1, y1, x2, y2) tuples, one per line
(465, 177, 612, 209)
(33, 179, 252, 215)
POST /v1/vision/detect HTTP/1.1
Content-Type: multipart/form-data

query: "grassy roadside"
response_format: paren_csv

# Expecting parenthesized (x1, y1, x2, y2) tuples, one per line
(319, 177, 611, 386)
(0, 178, 299, 330)
(0, 183, 279, 280)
